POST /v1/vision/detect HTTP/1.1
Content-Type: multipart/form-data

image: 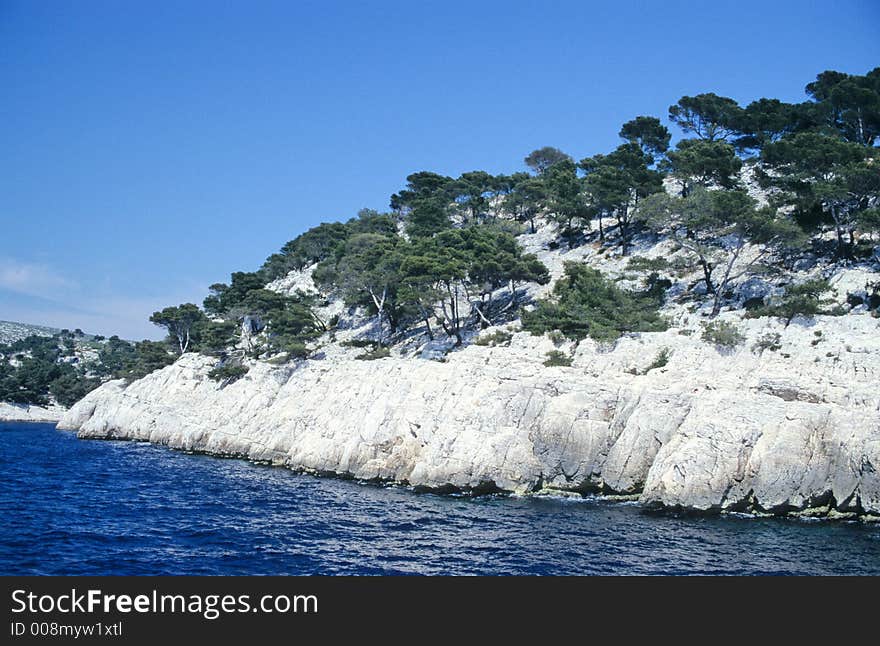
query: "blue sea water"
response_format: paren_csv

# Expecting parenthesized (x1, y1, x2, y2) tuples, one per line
(1, 421, 879, 575)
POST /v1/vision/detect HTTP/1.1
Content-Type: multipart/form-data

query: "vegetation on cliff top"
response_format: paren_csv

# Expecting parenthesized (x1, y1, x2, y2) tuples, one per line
(142, 65, 873, 362)
(0, 331, 173, 407)
(4, 66, 879, 406)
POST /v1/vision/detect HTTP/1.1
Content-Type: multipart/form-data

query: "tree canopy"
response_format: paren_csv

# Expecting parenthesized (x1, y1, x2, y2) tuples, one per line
(638, 187, 805, 315)
(668, 93, 743, 142)
(150, 304, 206, 354)
(524, 147, 573, 175)
(619, 116, 671, 158)
(760, 132, 878, 257)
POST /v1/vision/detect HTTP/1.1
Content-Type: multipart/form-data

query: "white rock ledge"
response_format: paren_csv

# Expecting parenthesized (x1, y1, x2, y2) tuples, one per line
(59, 315, 880, 520)
(1, 402, 65, 423)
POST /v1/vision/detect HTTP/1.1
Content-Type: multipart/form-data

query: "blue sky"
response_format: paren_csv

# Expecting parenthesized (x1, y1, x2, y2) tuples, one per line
(1, 0, 878, 339)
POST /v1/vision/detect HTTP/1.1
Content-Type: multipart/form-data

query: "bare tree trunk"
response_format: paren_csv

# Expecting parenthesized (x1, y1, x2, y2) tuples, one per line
(830, 205, 851, 260)
(439, 315, 452, 338)
(368, 285, 387, 342)
(699, 257, 716, 296)
(711, 244, 742, 317)
(474, 296, 492, 328)
(858, 109, 865, 146)
(451, 283, 462, 345)
(439, 288, 453, 336)
(440, 283, 461, 345)
(618, 204, 630, 256)
(834, 218, 846, 258)
(309, 310, 327, 332)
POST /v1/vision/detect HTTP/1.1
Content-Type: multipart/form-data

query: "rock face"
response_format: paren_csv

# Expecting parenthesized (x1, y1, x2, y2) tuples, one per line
(59, 313, 880, 519)
(0, 402, 65, 423)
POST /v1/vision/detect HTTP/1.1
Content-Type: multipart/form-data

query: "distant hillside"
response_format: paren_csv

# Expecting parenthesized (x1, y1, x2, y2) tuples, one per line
(0, 320, 62, 345)
(1, 324, 173, 414)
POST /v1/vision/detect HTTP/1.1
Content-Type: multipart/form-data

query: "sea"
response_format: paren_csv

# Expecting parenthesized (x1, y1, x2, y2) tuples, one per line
(2, 421, 878, 575)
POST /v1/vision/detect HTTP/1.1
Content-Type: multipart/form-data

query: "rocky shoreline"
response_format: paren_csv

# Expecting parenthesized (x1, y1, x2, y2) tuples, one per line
(0, 402, 65, 423)
(59, 313, 880, 521)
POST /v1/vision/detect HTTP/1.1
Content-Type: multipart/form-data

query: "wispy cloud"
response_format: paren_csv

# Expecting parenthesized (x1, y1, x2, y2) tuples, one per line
(0, 256, 207, 339)
(0, 257, 79, 298)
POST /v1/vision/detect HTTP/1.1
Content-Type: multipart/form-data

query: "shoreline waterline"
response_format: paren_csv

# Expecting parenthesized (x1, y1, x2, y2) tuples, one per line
(66, 424, 880, 525)
(2, 421, 879, 575)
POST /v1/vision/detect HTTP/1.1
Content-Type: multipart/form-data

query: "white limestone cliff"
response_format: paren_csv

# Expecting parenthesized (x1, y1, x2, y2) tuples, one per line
(59, 311, 880, 520)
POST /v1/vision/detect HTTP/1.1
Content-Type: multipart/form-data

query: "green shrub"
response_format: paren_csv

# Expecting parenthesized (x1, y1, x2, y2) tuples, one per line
(543, 350, 573, 367)
(701, 320, 746, 349)
(522, 263, 667, 343)
(281, 342, 310, 360)
(627, 347, 672, 375)
(355, 346, 391, 361)
(475, 330, 513, 347)
(489, 219, 525, 237)
(670, 257, 694, 277)
(752, 331, 782, 354)
(559, 226, 581, 243)
(341, 339, 378, 348)
(645, 347, 671, 372)
(746, 278, 836, 326)
(341, 338, 391, 360)
(208, 362, 249, 383)
(626, 256, 670, 272)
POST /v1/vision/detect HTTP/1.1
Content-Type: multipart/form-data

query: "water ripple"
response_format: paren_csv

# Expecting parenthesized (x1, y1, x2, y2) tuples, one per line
(1, 422, 879, 575)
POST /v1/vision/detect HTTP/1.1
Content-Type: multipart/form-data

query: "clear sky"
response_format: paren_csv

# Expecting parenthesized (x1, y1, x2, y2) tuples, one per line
(1, 0, 878, 339)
